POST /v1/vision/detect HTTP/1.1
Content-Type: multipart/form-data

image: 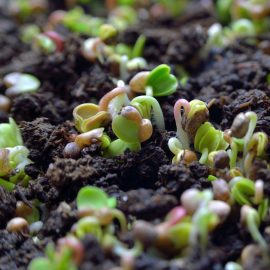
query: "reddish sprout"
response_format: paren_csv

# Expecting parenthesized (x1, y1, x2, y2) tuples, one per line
(99, 86, 129, 113)
(43, 31, 65, 52)
(173, 99, 191, 149)
(45, 10, 66, 30)
(57, 236, 84, 265)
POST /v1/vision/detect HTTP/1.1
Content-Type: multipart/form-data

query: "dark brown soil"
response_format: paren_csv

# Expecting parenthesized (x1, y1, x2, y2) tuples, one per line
(1, 1, 270, 269)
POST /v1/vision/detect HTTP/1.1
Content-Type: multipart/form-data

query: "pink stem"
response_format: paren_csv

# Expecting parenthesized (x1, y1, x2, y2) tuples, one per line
(99, 86, 129, 112)
(173, 99, 191, 149)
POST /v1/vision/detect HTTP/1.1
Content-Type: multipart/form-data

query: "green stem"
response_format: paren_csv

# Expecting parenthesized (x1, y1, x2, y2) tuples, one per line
(199, 148, 209, 164)
(243, 112, 257, 157)
(247, 211, 267, 249)
(131, 96, 165, 130)
(230, 139, 238, 169)
(244, 152, 255, 177)
(112, 209, 127, 232)
(145, 86, 153, 96)
(104, 139, 140, 157)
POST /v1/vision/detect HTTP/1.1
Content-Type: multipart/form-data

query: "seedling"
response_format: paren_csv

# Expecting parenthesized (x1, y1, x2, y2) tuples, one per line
(99, 24, 117, 42)
(3, 73, 40, 97)
(62, 7, 104, 36)
(108, 6, 137, 32)
(81, 38, 108, 63)
(168, 137, 197, 164)
(133, 207, 190, 251)
(0, 118, 23, 148)
(74, 216, 103, 240)
(229, 176, 265, 206)
(190, 204, 219, 255)
(130, 96, 165, 130)
(216, 0, 233, 24)
(21, 25, 41, 44)
(63, 128, 110, 158)
(104, 106, 153, 157)
(28, 243, 77, 270)
(244, 132, 268, 176)
(73, 103, 111, 133)
(212, 179, 230, 201)
(228, 111, 258, 169)
(99, 86, 130, 118)
(77, 186, 116, 210)
(0, 145, 32, 190)
(173, 99, 209, 149)
(241, 205, 267, 250)
(129, 64, 178, 97)
(194, 122, 229, 164)
(77, 186, 126, 232)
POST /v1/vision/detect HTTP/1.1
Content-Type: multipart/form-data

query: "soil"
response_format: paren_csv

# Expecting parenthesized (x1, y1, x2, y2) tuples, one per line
(1, 1, 270, 270)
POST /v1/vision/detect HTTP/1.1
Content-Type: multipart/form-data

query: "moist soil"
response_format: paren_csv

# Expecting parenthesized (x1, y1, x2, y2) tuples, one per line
(1, 1, 270, 270)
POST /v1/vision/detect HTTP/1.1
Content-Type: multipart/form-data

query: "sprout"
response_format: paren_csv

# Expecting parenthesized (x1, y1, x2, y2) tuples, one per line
(62, 7, 104, 36)
(16, 201, 40, 224)
(0, 146, 32, 190)
(241, 205, 267, 249)
(229, 176, 259, 205)
(212, 179, 230, 201)
(168, 137, 197, 165)
(210, 150, 230, 169)
(77, 186, 126, 232)
(129, 64, 178, 97)
(63, 128, 110, 158)
(33, 33, 56, 54)
(130, 96, 165, 130)
(6, 217, 29, 235)
(43, 31, 65, 52)
(21, 24, 41, 44)
(99, 24, 117, 42)
(194, 122, 229, 164)
(173, 99, 209, 150)
(126, 58, 147, 73)
(73, 103, 111, 133)
(167, 219, 192, 250)
(134, 207, 189, 251)
(244, 132, 268, 177)
(190, 205, 219, 254)
(81, 37, 107, 63)
(181, 189, 213, 215)
(131, 35, 146, 59)
(99, 86, 130, 118)
(228, 112, 258, 169)
(133, 220, 158, 247)
(231, 19, 256, 36)
(57, 236, 84, 265)
(104, 106, 153, 157)
(208, 200, 231, 223)
(216, 0, 233, 23)
(28, 243, 77, 270)
(0, 118, 23, 148)
(74, 216, 103, 240)
(108, 6, 137, 32)
(77, 186, 116, 210)
(3, 73, 40, 97)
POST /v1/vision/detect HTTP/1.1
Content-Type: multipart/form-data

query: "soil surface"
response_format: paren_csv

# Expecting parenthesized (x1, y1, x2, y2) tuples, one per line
(1, 1, 270, 270)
